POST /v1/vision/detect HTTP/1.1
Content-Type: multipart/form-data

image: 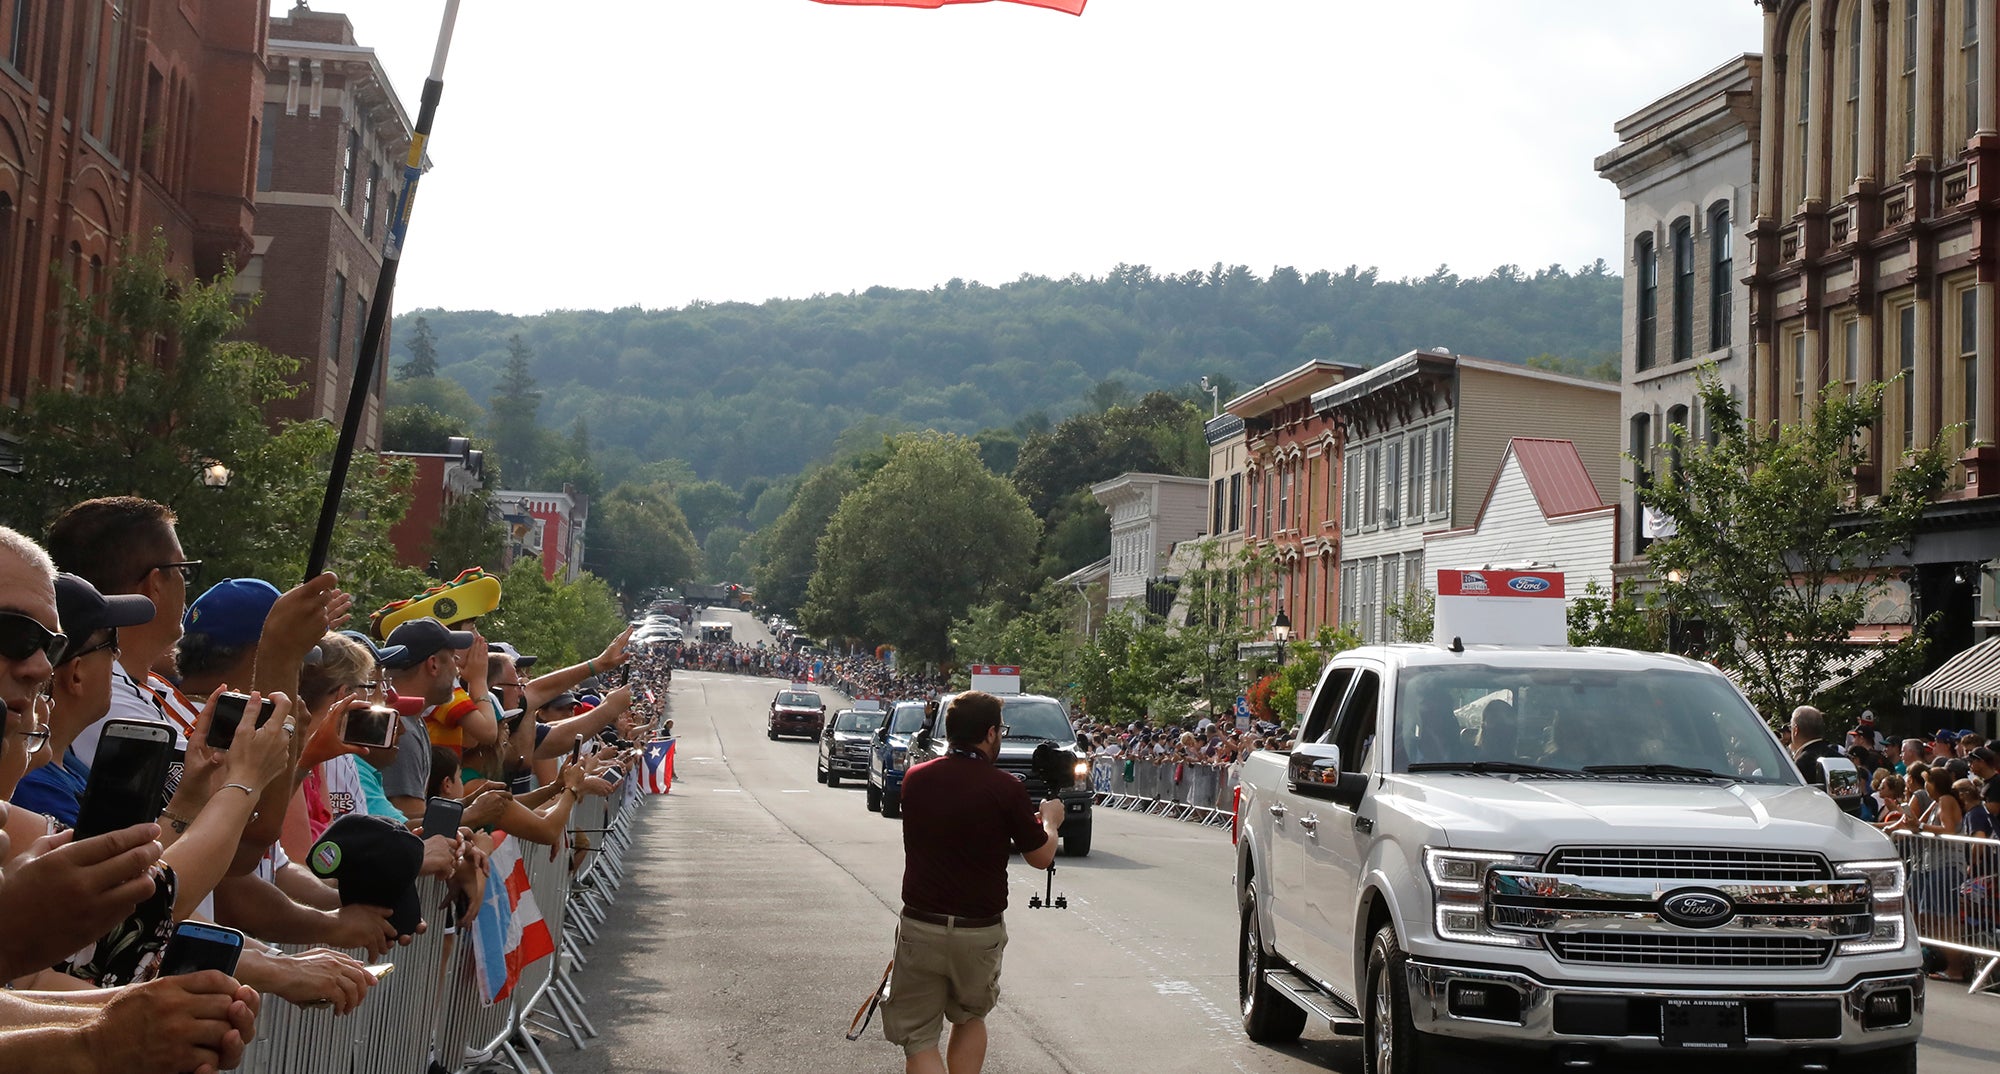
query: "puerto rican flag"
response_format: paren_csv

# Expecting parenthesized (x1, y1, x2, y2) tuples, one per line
(643, 738, 676, 794)
(472, 834, 556, 1005)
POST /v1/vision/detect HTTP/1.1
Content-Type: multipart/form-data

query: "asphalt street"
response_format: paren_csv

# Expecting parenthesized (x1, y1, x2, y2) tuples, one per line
(550, 611, 1999, 1073)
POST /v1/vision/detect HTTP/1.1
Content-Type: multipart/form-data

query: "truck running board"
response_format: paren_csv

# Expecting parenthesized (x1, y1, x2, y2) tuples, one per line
(1263, 966, 1364, 1037)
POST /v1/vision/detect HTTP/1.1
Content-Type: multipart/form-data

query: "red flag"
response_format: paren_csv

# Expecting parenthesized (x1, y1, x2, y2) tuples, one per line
(814, 0, 1086, 14)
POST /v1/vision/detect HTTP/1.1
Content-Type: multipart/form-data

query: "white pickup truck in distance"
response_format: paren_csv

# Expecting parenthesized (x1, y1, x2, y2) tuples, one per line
(1232, 643, 1923, 1074)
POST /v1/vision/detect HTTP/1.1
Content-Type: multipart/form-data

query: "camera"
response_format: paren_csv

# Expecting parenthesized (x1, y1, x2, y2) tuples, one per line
(1031, 741, 1078, 796)
(339, 702, 400, 749)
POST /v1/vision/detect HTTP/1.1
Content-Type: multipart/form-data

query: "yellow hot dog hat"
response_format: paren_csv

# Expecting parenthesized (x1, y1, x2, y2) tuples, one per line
(371, 567, 502, 640)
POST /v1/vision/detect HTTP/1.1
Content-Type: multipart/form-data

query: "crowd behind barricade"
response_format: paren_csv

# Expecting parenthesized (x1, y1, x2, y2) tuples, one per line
(656, 638, 945, 702)
(1077, 716, 1292, 772)
(0, 495, 668, 1072)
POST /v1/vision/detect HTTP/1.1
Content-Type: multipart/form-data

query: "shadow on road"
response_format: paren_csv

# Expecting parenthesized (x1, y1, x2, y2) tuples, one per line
(1052, 850, 1152, 871)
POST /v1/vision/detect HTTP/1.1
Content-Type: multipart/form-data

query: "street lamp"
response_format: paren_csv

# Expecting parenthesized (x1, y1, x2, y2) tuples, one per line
(200, 460, 233, 489)
(1272, 610, 1292, 667)
(1199, 375, 1221, 418)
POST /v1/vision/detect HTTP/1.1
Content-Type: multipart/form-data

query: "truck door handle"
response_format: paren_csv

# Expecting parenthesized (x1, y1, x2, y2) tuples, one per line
(1268, 804, 1287, 818)
(1297, 815, 1318, 832)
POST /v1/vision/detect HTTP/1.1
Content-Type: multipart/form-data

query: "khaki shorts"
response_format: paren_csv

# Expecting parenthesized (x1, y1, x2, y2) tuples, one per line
(881, 917, 1007, 1055)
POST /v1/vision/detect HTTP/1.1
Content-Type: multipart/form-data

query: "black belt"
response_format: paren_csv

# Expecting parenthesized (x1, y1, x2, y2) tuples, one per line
(902, 906, 1003, 929)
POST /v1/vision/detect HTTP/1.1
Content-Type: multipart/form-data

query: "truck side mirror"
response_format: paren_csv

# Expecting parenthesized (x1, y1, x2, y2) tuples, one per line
(1288, 743, 1367, 807)
(1816, 756, 1867, 817)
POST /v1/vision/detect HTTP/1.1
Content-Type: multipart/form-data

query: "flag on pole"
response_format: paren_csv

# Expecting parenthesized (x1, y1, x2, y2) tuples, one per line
(814, 0, 1085, 13)
(471, 834, 556, 1005)
(643, 737, 677, 794)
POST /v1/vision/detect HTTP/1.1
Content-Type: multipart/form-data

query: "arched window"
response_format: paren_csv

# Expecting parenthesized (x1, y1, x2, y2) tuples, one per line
(1787, 14, 1813, 208)
(1896, 0, 1919, 164)
(1666, 404, 1690, 479)
(1709, 202, 1733, 350)
(1671, 219, 1694, 362)
(1844, 0, 1862, 183)
(1636, 232, 1657, 371)
(1960, 0, 1982, 147)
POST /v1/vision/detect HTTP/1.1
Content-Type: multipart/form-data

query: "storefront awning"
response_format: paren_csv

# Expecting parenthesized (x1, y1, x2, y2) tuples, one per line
(1720, 645, 1892, 698)
(1904, 636, 2000, 712)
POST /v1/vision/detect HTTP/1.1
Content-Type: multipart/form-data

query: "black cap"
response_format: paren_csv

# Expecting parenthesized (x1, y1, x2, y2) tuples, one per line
(380, 617, 475, 670)
(54, 573, 155, 654)
(307, 814, 426, 936)
(1984, 774, 2000, 805)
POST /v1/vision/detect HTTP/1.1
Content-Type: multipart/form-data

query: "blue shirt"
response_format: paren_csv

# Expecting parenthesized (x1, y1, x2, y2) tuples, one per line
(353, 757, 401, 819)
(12, 747, 91, 827)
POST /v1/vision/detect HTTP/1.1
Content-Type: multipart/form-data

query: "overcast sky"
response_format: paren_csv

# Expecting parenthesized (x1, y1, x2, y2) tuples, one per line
(277, 0, 1763, 315)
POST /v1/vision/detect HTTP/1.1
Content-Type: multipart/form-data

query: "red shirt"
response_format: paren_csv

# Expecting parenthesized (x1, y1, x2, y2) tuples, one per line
(900, 751, 1049, 918)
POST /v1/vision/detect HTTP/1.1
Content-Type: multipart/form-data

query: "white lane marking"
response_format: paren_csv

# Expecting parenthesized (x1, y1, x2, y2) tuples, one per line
(712, 788, 742, 793)
(781, 789, 810, 794)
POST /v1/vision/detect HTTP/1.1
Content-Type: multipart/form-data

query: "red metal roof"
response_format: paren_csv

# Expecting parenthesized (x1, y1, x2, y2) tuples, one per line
(1509, 438, 1606, 518)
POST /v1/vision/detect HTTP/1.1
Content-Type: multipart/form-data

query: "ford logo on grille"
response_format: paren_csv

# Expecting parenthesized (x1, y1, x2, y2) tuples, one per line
(1507, 576, 1551, 593)
(1660, 888, 1735, 929)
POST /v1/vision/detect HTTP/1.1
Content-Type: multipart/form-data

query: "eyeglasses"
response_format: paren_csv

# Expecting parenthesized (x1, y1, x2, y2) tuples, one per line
(998, 724, 1011, 737)
(0, 611, 67, 666)
(4, 725, 49, 756)
(151, 560, 203, 587)
(493, 681, 525, 688)
(63, 629, 119, 663)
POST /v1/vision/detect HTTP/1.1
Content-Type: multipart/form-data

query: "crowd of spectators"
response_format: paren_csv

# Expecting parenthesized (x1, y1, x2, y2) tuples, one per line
(1076, 716, 1291, 781)
(655, 638, 944, 703)
(0, 495, 662, 1072)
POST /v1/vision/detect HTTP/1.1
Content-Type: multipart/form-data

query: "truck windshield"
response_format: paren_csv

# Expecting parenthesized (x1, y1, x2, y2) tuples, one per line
(888, 703, 929, 734)
(1000, 699, 1074, 743)
(776, 692, 821, 708)
(1392, 664, 1796, 783)
(834, 710, 886, 733)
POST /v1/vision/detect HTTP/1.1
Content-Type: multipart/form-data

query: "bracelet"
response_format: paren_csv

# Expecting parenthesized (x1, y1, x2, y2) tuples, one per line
(586, 660, 599, 677)
(220, 783, 258, 798)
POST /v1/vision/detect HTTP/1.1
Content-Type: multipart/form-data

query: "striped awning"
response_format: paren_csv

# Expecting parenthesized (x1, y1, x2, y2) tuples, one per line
(1904, 636, 2000, 712)
(1720, 645, 1892, 697)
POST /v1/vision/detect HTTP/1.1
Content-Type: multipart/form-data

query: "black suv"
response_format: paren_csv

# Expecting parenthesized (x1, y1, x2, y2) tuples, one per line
(909, 692, 1092, 856)
(817, 706, 886, 786)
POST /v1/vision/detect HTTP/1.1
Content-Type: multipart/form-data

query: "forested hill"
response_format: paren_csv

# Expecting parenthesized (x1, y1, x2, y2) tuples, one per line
(392, 262, 1621, 488)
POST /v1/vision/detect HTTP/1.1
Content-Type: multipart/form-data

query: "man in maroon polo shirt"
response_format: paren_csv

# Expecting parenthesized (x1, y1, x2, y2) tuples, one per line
(883, 691, 1063, 1074)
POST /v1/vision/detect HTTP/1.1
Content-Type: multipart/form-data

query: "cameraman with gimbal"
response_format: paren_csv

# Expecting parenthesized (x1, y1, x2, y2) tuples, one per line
(883, 691, 1063, 1074)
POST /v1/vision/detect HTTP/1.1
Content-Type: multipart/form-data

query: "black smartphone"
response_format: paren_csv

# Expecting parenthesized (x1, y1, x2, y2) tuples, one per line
(569, 736, 584, 765)
(205, 690, 276, 749)
(422, 795, 465, 839)
(156, 920, 246, 978)
(339, 702, 398, 748)
(74, 719, 175, 839)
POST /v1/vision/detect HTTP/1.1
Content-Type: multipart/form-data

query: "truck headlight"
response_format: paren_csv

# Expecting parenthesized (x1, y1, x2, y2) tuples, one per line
(1836, 860, 1908, 956)
(890, 747, 907, 768)
(1073, 760, 1092, 782)
(1424, 847, 1541, 949)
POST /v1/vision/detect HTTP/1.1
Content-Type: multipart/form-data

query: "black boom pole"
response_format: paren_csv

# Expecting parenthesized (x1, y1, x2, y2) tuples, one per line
(304, 0, 463, 582)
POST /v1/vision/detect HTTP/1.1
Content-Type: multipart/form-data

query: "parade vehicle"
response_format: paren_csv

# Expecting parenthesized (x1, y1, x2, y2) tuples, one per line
(867, 700, 931, 817)
(699, 620, 733, 643)
(1233, 573, 1922, 1074)
(767, 684, 826, 740)
(818, 701, 886, 786)
(904, 668, 1094, 856)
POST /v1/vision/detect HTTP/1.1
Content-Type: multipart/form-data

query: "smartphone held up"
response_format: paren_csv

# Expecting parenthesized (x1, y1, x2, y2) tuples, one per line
(205, 690, 276, 750)
(340, 702, 400, 749)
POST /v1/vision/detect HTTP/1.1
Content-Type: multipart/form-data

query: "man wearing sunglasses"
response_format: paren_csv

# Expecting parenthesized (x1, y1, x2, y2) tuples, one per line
(11, 575, 157, 826)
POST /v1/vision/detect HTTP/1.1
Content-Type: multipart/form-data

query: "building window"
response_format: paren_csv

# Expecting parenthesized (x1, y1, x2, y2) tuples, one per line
(1264, 469, 1275, 536)
(1382, 438, 1401, 527)
(6, 0, 30, 73)
(1635, 232, 1657, 370)
(1791, 14, 1812, 207)
(1428, 425, 1452, 515)
(1631, 412, 1654, 482)
(1671, 219, 1694, 362)
(256, 101, 278, 192)
(1962, 0, 1982, 146)
(1892, 298, 1918, 452)
(1790, 331, 1808, 422)
(1666, 404, 1690, 480)
(1709, 203, 1733, 350)
(1229, 472, 1242, 532)
(1831, 313, 1862, 393)
(1405, 431, 1425, 521)
(1358, 559, 1379, 644)
(1382, 553, 1403, 639)
(1340, 565, 1356, 631)
(1844, 0, 1862, 183)
(363, 161, 380, 239)
(329, 272, 346, 363)
(1247, 469, 1260, 538)
(340, 129, 360, 213)
(1279, 464, 1292, 531)
(1902, 0, 1919, 163)
(1344, 453, 1362, 533)
(1212, 478, 1225, 536)
(1363, 444, 1381, 527)
(1323, 453, 1335, 524)
(1960, 283, 1979, 432)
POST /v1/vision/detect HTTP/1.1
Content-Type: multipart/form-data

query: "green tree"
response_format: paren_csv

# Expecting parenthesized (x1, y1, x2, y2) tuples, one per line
(675, 480, 742, 546)
(537, 415, 603, 500)
(396, 315, 439, 380)
(703, 524, 753, 584)
(479, 559, 628, 668)
(1637, 367, 1952, 721)
(487, 335, 543, 487)
(1566, 579, 1664, 650)
(429, 488, 505, 578)
(388, 375, 484, 430)
(381, 404, 472, 454)
(587, 482, 700, 599)
(802, 433, 1039, 665)
(753, 465, 857, 616)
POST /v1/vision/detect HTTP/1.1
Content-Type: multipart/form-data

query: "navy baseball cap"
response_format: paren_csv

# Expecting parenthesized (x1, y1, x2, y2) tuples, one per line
(380, 618, 474, 669)
(308, 813, 425, 937)
(338, 629, 409, 669)
(54, 573, 155, 652)
(183, 578, 283, 647)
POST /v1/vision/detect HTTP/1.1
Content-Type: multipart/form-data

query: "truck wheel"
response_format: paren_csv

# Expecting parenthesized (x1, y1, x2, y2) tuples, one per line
(767, 728, 778, 740)
(1239, 883, 1306, 1043)
(1061, 823, 1091, 857)
(826, 771, 841, 787)
(882, 788, 901, 818)
(815, 763, 827, 784)
(866, 784, 881, 812)
(1363, 924, 1436, 1074)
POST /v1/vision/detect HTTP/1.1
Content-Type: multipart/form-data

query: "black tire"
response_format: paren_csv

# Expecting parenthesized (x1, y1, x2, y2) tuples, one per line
(1363, 924, 1436, 1074)
(1239, 882, 1306, 1043)
(866, 783, 881, 812)
(1061, 823, 1091, 857)
(826, 771, 841, 787)
(882, 787, 901, 818)
(815, 763, 827, 784)
(767, 728, 778, 740)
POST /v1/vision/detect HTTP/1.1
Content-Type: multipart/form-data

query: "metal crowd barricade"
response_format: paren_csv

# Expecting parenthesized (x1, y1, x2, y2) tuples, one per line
(1090, 757, 1239, 828)
(1891, 829, 2000, 993)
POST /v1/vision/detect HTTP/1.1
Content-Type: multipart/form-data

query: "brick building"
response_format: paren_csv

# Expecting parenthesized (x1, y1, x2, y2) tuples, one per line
(493, 487, 589, 583)
(383, 437, 487, 572)
(1228, 361, 1357, 639)
(0, 0, 266, 407)
(1746, 0, 1996, 658)
(240, 6, 410, 445)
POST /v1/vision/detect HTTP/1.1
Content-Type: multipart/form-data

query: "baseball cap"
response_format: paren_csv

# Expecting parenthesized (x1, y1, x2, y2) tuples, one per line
(183, 578, 283, 647)
(543, 691, 580, 712)
(54, 573, 155, 651)
(337, 628, 409, 670)
(490, 641, 537, 669)
(307, 813, 425, 937)
(1971, 746, 1998, 766)
(379, 618, 475, 670)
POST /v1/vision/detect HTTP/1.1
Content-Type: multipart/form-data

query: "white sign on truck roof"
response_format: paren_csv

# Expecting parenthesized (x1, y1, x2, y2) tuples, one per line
(967, 664, 1023, 694)
(1432, 569, 1567, 647)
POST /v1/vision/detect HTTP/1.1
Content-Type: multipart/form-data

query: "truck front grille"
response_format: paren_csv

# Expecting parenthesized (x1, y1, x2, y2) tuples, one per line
(1550, 933, 1832, 968)
(1546, 847, 1830, 883)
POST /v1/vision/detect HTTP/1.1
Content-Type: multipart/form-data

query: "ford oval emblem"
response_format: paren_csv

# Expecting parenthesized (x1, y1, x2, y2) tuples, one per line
(1507, 576, 1551, 593)
(1659, 889, 1735, 929)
